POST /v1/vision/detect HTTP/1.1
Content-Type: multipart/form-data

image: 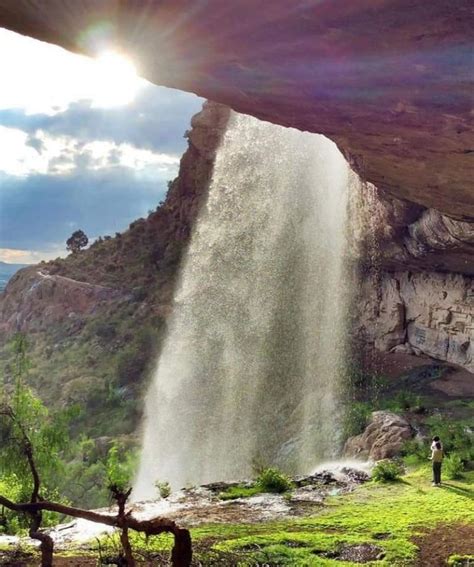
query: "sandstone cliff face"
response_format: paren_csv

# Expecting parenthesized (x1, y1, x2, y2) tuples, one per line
(353, 184, 474, 276)
(358, 271, 474, 373)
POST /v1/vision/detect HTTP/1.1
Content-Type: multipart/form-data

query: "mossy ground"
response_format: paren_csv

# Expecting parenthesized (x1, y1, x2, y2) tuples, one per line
(5, 466, 473, 565)
(84, 466, 473, 566)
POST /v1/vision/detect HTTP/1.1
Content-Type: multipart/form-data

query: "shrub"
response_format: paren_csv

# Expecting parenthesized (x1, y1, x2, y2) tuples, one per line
(343, 402, 371, 439)
(448, 555, 474, 567)
(401, 438, 426, 462)
(218, 485, 261, 501)
(344, 365, 387, 402)
(444, 454, 464, 480)
(155, 480, 171, 499)
(371, 460, 404, 483)
(403, 453, 423, 468)
(426, 416, 473, 462)
(256, 468, 293, 493)
(106, 443, 136, 493)
(382, 391, 422, 413)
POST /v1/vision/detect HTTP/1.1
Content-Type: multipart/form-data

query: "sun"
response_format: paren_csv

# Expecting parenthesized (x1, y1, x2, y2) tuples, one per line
(91, 51, 141, 108)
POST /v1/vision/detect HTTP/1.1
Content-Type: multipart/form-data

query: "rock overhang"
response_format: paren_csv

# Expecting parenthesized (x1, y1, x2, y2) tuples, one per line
(0, 0, 473, 219)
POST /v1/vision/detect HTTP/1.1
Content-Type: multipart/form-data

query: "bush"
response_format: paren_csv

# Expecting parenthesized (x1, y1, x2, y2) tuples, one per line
(218, 485, 260, 501)
(444, 454, 464, 480)
(382, 391, 422, 413)
(401, 438, 426, 462)
(426, 416, 473, 462)
(256, 468, 293, 493)
(155, 480, 171, 499)
(344, 365, 387, 402)
(448, 555, 474, 566)
(371, 460, 404, 483)
(343, 402, 371, 439)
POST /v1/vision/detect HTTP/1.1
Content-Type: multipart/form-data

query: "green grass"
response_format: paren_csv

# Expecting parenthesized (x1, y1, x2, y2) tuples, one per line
(92, 467, 474, 566)
(218, 485, 262, 500)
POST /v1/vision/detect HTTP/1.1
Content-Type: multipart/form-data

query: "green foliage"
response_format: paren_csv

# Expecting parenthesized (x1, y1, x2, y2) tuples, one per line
(0, 475, 22, 534)
(344, 365, 387, 403)
(1, 336, 71, 494)
(154, 480, 171, 499)
(401, 438, 427, 463)
(371, 460, 404, 483)
(380, 391, 422, 413)
(425, 416, 474, 462)
(444, 454, 465, 480)
(115, 326, 156, 389)
(105, 442, 136, 493)
(256, 468, 293, 494)
(198, 469, 474, 566)
(66, 229, 88, 254)
(218, 485, 261, 501)
(342, 402, 371, 439)
(448, 555, 474, 566)
(402, 451, 424, 468)
(0, 334, 76, 533)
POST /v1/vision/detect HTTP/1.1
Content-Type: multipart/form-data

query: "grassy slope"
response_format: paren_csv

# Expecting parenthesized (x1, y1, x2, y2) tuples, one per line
(5, 467, 473, 565)
(115, 468, 472, 566)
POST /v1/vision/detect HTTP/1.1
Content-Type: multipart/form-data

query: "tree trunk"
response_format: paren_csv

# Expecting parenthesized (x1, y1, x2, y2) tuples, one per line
(0, 495, 192, 567)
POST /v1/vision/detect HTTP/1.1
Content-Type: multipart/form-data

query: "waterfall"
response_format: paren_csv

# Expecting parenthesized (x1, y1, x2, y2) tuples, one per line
(134, 112, 357, 498)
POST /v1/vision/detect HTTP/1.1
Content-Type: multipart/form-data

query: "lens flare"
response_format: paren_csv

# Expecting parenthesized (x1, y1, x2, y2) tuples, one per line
(91, 51, 141, 107)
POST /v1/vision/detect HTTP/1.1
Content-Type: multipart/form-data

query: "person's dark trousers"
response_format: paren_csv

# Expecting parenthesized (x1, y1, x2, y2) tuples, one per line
(433, 462, 442, 484)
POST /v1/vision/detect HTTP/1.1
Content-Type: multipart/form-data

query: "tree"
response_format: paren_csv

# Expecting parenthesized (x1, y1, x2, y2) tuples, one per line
(66, 229, 88, 253)
(0, 335, 192, 567)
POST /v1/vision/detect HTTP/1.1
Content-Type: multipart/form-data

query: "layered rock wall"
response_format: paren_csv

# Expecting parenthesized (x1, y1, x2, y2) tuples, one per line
(358, 271, 474, 373)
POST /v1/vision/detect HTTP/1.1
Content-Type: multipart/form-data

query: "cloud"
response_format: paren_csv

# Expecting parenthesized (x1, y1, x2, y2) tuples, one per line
(0, 127, 180, 178)
(0, 84, 203, 156)
(0, 28, 204, 263)
(0, 168, 170, 253)
(0, 248, 62, 264)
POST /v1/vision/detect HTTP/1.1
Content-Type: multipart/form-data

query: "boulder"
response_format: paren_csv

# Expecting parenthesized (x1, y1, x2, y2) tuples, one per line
(344, 411, 413, 461)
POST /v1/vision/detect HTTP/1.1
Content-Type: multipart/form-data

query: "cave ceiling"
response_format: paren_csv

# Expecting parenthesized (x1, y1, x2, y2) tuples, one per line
(0, 0, 473, 220)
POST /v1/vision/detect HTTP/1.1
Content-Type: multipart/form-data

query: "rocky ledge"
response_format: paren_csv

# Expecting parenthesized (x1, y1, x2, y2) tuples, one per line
(0, 268, 127, 335)
(0, 465, 370, 552)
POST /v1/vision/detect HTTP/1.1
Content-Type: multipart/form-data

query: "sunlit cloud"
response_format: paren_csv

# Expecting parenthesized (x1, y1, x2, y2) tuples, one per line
(0, 27, 201, 265)
(0, 127, 179, 177)
(0, 247, 64, 264)
(0, 28, 146, 114)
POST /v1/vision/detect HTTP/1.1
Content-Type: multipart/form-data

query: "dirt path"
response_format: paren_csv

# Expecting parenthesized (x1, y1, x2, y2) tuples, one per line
(413, 523, 474, 566)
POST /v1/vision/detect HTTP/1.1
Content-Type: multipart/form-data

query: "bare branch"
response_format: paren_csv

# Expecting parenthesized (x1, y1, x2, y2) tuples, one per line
(0, 494, 192, 567)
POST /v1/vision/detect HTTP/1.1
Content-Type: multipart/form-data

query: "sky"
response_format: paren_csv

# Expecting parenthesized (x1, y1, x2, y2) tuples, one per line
(0, 28, 203, 264)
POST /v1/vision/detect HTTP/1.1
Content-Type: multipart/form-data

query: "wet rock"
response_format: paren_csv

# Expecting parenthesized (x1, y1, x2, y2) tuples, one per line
(337, 543, 385, 562)
(372, 532, 392, 540)
(294, 472, 337, 487)
(340, 467, 370, 483)
(201, 480, 252, 492)
(344, 411, 414, 461)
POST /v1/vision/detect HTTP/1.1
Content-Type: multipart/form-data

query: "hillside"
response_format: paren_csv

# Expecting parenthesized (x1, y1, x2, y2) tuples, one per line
(0, 102, 230, 505)
(0, 261, 29, 291)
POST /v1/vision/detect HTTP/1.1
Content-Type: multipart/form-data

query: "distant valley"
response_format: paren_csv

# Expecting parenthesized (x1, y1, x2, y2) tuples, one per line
(0, 261, 29, 291)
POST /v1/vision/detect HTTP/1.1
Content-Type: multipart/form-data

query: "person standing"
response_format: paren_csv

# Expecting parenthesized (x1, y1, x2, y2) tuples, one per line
(430, 440, 443, 486)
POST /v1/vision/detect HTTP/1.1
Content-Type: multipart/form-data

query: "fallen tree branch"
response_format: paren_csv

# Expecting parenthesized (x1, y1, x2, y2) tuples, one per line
(0, 494, 192, 567)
